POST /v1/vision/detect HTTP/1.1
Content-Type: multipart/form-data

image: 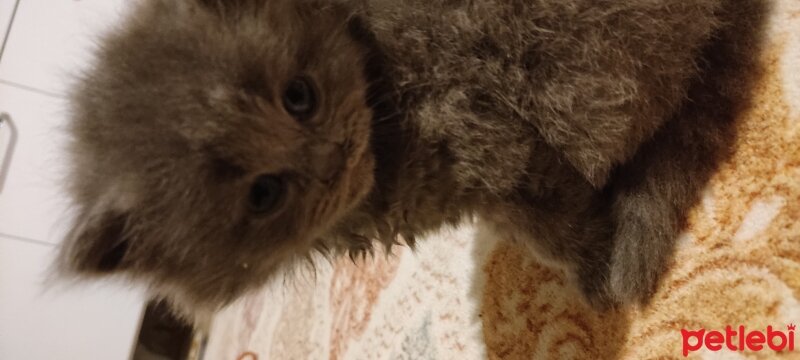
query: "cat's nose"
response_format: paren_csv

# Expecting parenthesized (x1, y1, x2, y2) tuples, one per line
(308, 141, 345, 182)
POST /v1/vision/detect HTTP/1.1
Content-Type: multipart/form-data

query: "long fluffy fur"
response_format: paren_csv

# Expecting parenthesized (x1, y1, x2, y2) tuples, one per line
(55, 0, 767, 320)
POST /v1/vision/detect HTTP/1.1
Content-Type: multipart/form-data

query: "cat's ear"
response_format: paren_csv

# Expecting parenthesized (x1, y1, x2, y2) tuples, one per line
(60, 210, 132, 275)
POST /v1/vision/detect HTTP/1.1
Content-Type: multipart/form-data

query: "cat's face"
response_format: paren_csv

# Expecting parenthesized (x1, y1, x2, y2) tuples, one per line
(57, 0, 374, 317)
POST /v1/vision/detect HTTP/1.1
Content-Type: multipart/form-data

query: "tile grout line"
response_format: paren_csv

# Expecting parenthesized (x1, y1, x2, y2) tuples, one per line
(0, 79, 64, 98)
(0, 0, 22, 63)
(0, 232, 55, 248)
(0, 0, 63, 100)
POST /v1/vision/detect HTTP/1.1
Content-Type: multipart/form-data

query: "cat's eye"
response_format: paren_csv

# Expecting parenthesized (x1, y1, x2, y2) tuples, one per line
(248, 175, 285, 214)
(282, 76, 317, 119)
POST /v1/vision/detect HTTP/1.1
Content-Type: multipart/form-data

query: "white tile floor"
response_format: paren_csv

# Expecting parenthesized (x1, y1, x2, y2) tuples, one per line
(0, 0, 18, 51)
(0, 83, 72, 244)
(0, 236, 144, 360)
(0, 1, 145, 359)
(0, 0, 130, 96)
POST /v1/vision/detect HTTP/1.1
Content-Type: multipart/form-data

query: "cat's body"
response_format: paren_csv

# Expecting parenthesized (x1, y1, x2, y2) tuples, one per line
(338, 0, 724, 306)
(56, 0, 765, 320)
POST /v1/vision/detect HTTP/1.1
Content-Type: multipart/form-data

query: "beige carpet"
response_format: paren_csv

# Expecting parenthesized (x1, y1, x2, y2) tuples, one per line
(204, 2, 800, 359)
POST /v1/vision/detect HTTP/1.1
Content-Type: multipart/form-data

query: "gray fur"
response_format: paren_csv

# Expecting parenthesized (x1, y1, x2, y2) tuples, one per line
(55, 0, 767, 320)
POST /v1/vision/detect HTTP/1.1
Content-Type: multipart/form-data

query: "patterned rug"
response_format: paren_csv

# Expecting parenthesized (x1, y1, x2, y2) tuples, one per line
(204, 2, 800, 359)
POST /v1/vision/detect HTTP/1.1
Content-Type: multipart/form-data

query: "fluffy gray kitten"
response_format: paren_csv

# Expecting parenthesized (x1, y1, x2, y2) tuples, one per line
(55, 0, 767, 320)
